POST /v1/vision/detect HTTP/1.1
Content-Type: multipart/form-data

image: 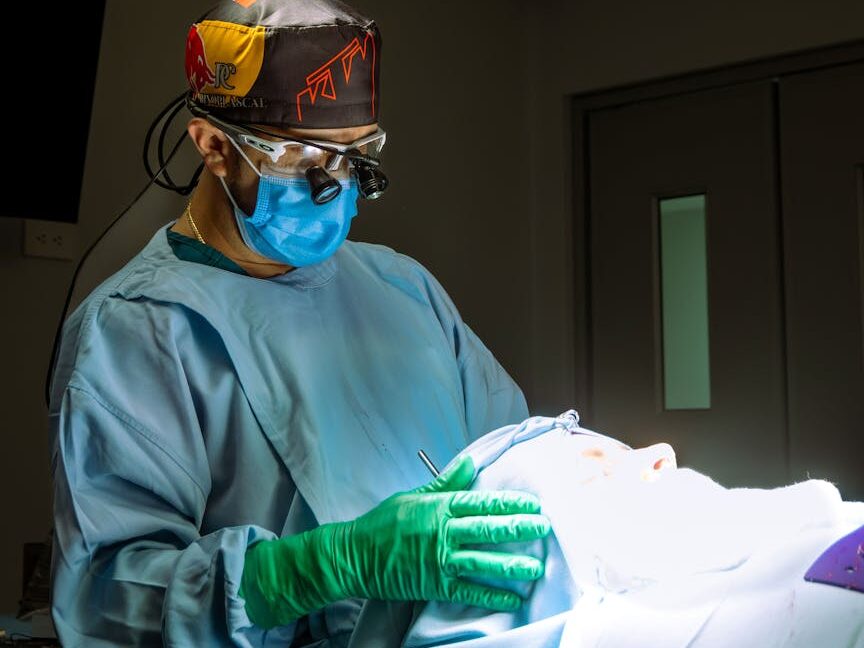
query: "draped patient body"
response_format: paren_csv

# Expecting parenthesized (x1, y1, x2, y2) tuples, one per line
(399, 412, 864, 648)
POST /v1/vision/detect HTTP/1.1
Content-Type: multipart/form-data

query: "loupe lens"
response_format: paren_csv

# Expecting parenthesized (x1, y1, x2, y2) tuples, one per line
(305, 166, 341, 204)
(354, 162, 389, 200)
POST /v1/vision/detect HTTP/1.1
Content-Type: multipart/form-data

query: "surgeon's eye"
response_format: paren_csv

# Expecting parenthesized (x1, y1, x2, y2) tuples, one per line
(322, 151, 343, 169)
(272, 146, 302, 164)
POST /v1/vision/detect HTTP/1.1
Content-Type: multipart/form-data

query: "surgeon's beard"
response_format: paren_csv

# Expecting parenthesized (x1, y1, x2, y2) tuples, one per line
(212, 155, 294, 276)
(222, 152, 258, 218)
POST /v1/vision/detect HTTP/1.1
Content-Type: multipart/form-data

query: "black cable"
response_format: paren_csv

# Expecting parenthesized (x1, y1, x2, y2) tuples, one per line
(142, 90, 204, 195)
(44, 96, 195, 408)
(156, 96, 188, 189)
(142, 91, 188, 192)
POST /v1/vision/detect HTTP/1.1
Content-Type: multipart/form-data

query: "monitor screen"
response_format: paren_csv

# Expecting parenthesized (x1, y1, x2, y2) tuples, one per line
(2, 3, 106, 223)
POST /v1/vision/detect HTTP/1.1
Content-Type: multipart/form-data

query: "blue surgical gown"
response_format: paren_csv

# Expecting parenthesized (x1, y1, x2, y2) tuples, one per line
(48, 223, 528, 647)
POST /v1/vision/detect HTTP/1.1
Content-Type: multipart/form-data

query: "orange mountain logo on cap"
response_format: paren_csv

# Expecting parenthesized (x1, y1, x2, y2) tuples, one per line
(296, 31, 377, 122)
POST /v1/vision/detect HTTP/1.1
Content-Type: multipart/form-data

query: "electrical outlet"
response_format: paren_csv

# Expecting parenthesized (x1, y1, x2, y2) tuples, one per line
(24, 220, 80, 261)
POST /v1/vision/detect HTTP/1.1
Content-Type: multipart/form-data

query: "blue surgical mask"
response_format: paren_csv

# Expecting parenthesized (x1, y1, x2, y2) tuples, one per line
(219, 138, 360, 267)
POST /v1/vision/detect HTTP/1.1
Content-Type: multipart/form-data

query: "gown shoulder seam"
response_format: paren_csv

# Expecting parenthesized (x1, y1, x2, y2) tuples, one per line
(64, 382, 209, 503)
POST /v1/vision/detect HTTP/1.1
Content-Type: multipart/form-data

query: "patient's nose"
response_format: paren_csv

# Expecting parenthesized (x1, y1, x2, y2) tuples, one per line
(638, 443, 677, 481)
(654, 457, 671, 471)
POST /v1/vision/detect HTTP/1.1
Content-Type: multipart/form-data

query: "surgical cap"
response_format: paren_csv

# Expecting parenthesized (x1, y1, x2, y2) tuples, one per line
(185, 0, 382, 128)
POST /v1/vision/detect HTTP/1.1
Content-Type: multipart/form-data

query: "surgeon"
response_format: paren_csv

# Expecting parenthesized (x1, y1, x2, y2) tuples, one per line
(47, 0, 551, 646)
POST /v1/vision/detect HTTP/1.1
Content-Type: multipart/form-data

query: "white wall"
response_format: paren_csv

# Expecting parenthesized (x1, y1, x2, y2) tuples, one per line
(0, 0, 215, 614)
(2, 0, 864, 613)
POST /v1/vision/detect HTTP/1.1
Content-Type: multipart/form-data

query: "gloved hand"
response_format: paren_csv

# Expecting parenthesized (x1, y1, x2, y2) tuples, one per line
(240, 454, 552, 628)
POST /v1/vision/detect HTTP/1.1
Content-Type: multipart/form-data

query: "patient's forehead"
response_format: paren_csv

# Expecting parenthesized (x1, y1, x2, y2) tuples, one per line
(577, 438, 631, 455)
(561, 430, 632, 454)
(476, 428, 629, 477)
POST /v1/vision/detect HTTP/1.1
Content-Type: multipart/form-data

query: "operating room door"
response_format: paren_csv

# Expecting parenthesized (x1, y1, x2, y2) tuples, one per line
(586, 68, 864, 497)
(588, 82, 788, 489)
(779, 63, 864, 500)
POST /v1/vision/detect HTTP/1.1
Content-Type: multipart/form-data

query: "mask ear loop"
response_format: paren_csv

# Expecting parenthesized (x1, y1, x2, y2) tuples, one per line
(218, 136, 261, 222)
(217, 175, 242, 213)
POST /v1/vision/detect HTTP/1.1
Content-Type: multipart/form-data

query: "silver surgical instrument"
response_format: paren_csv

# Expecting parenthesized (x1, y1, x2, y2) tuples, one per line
(417, 449, 440, 477)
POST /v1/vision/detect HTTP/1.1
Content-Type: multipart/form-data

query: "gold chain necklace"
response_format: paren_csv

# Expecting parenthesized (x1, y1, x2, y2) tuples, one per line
(185, 200, 206, 245)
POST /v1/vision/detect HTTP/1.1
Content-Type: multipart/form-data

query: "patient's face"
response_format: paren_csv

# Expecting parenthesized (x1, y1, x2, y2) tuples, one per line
(460, 426, 686, 605)
(575, 437, 677, 485)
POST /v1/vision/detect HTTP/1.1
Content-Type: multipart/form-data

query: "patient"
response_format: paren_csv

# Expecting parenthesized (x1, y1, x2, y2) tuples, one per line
(398, 411, 864, 648)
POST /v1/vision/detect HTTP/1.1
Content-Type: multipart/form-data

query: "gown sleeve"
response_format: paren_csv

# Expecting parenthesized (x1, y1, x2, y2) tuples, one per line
(47, 297, 288, 647)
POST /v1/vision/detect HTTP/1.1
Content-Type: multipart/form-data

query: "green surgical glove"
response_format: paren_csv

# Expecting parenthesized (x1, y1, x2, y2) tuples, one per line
(240, 454, 552, 628)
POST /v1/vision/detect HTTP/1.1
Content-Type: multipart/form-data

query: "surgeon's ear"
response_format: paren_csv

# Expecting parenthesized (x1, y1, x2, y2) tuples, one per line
(186, 117, 233, 177)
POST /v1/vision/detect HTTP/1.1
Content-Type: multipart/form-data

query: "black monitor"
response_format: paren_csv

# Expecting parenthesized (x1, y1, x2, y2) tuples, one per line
(3, 3, 106, 223)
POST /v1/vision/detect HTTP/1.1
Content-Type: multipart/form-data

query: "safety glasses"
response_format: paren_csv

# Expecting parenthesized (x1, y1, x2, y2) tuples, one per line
(196, 108, 389, 203)
(206, 113, 386, 175)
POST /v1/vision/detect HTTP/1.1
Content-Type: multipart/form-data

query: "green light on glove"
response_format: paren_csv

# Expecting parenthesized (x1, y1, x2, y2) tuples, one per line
(240, 454, 552, 628)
